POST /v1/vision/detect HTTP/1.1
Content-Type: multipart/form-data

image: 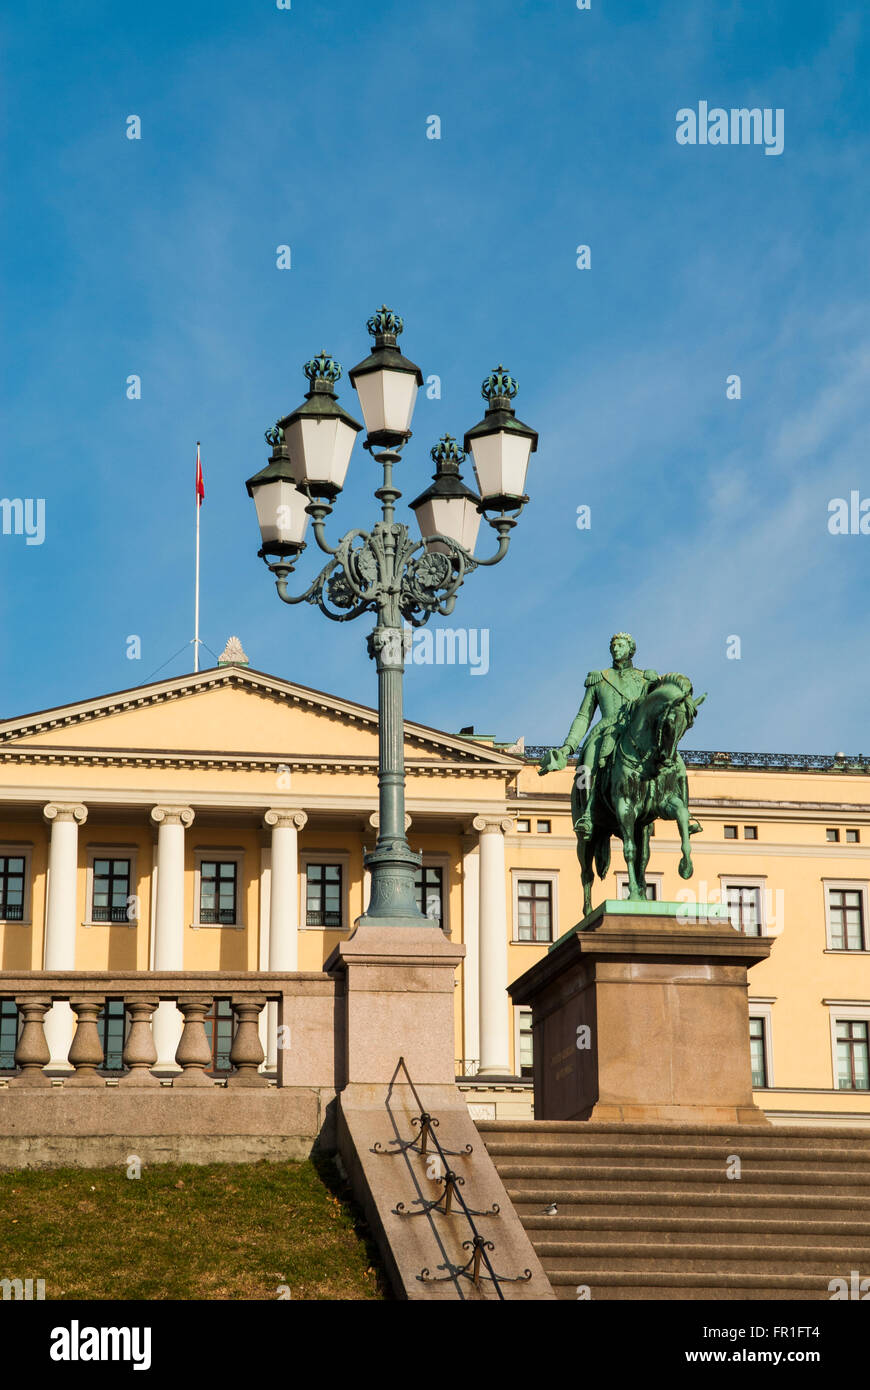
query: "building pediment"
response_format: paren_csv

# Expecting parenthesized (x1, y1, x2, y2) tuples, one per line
(0, 666, 523, 775)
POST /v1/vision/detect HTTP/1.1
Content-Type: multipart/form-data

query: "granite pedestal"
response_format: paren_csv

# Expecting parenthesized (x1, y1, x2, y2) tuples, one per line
(509, 901, 773, 1126)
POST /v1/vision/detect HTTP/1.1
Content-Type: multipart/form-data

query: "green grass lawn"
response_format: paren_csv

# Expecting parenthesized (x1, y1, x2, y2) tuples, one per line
(0, 1154, 389, 1300)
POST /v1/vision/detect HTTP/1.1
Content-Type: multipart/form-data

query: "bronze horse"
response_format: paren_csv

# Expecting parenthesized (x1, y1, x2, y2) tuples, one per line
(573, 676, 706, 914)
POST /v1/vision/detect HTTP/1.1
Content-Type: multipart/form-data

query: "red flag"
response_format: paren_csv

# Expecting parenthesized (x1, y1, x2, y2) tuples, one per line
(195, 441, 204, 505)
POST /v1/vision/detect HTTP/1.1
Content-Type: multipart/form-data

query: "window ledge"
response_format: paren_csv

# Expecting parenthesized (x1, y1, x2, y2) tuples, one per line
(189, 922, 244, 931)
(82, 920, 137, 929)
(823, 948, 870, 955)
(0, 919, 30, 927)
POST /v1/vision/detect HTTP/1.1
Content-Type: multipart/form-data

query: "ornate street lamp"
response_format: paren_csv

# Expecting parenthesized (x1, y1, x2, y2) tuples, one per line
(463, 365, 538, 514)
(408, 435, 482, 557)
(246, 307, 537, 929)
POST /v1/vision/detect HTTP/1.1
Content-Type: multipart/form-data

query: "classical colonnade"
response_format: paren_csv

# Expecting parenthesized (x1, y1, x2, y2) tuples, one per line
(38, 803, 516, 1078)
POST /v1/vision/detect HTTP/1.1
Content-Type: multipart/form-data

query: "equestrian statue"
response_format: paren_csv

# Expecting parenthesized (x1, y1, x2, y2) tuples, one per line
(538, 633, 706, 916)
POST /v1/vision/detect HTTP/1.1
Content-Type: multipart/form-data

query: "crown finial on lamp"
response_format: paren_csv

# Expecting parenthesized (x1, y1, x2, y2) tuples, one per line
(429, 434, 466, 473)
(366, 305, 405, 345)
(303, 350, 343, 391)
(481, 364, 519, 406)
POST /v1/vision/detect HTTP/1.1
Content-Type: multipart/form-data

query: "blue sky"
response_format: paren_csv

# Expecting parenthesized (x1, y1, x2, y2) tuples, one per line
(1, 0, 868, 753)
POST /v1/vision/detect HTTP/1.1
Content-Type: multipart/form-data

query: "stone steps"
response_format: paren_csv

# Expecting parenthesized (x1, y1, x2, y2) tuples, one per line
(536, 1243, 870, 1273)
(546, 1271, 840, 1301)
(484, 1139, 870, 1166)
(478, 1120, 870, 1300)
(507, 1189, 870, 1222)
(479, 1120, 870, 1151)
(519, 1217, 870, 1246)
(499, 1163, 870, 1194)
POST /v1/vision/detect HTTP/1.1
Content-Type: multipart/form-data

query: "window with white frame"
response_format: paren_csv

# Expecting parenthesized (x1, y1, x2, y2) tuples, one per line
(749, 1017, 768, 1087)
(193, 851, 244, 928)
(836, 1020, 869, 1090)
(823, 882, 869, 952)
(306, 863, 343, 927)
(93, 858, 132, 922)
(721, 879, 764, 936)
(86, 847, 138, 926)
(300, 852, 351, 930)
(748, 1000, 775, 1088)
(826, 1004, 870, 1091)
(514, 1006, 534, 1077)
(0, 845, 32, 924)
(513, 875, 556, 943)
(416, 864, 442, 921)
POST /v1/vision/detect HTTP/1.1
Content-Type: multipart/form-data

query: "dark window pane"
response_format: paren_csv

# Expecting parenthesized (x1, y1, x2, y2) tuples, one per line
(307, 864, 342, 927)
(829, 889, 865, 950)
(749, 1017, 767, 1087)
(517, 882, 553, 942)
(92, 859, 130, 923)
(519, 1008, 533, 1077)
(200, 861, 237, 925)
(97, 1000, 127, 1071)
(204, 998, 234, 1072)
(0, 1000, 19, 1069)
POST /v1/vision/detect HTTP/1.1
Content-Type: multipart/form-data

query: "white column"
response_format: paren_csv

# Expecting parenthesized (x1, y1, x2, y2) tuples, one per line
(42, 803, 88, 1070)
(263, 810, 307, 1071)
(264, 810, 307, 971)
(258, 843, 271, 1068)
(473, 815, 513, 1077)
(150, 805, 194, 1070)
(460, 833, 481, 1075)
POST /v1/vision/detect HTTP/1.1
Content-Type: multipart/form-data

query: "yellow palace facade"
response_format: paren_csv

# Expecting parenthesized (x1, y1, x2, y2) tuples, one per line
(0, 644, 868, 1127)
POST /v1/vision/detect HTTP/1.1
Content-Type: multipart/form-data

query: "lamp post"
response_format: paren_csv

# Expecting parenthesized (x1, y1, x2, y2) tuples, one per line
(246, 306, 538, 930)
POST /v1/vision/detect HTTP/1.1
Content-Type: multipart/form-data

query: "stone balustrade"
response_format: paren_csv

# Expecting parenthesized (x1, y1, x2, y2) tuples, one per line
(0, 972, 341, 1091)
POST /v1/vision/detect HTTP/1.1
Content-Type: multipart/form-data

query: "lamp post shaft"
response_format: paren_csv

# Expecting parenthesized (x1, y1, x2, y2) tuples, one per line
(360, 617, 429, 927)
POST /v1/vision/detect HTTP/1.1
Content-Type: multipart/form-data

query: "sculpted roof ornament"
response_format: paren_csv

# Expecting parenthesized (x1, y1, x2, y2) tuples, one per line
(218, 636, 250, 667)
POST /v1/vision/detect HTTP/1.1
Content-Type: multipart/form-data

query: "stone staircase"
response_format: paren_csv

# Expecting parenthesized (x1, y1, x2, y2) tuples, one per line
(476, 1120, 870, 1300)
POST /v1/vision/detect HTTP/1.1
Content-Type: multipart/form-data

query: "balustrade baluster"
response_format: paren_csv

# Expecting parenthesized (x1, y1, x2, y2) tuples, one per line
(119, 997, 159, 1086)
(66, 997, 105, 1086)
(227, 995, 267, 1087)
(10, 995, 52, 1086)
(174, 995, 216, 1086)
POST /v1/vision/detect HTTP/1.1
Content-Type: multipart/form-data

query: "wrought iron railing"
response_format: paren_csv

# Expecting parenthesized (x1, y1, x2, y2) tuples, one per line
(373, 1056, 531, 1298)
(523, 747, 870, 772)
(91, 906, 131, 923)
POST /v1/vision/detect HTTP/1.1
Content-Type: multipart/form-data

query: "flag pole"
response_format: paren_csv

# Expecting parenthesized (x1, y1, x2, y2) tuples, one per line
(194, 441, 201, 672)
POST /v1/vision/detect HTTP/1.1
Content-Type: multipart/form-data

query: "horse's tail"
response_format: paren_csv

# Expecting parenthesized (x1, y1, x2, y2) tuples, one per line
(593, 829, 611, 880)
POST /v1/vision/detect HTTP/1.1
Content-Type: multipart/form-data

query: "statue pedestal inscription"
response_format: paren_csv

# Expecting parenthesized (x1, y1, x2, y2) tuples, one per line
(509, 902, 773, 1126)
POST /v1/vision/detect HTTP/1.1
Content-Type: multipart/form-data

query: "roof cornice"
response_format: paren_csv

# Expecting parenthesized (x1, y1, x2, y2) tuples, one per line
(0, 665, 523, 770)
